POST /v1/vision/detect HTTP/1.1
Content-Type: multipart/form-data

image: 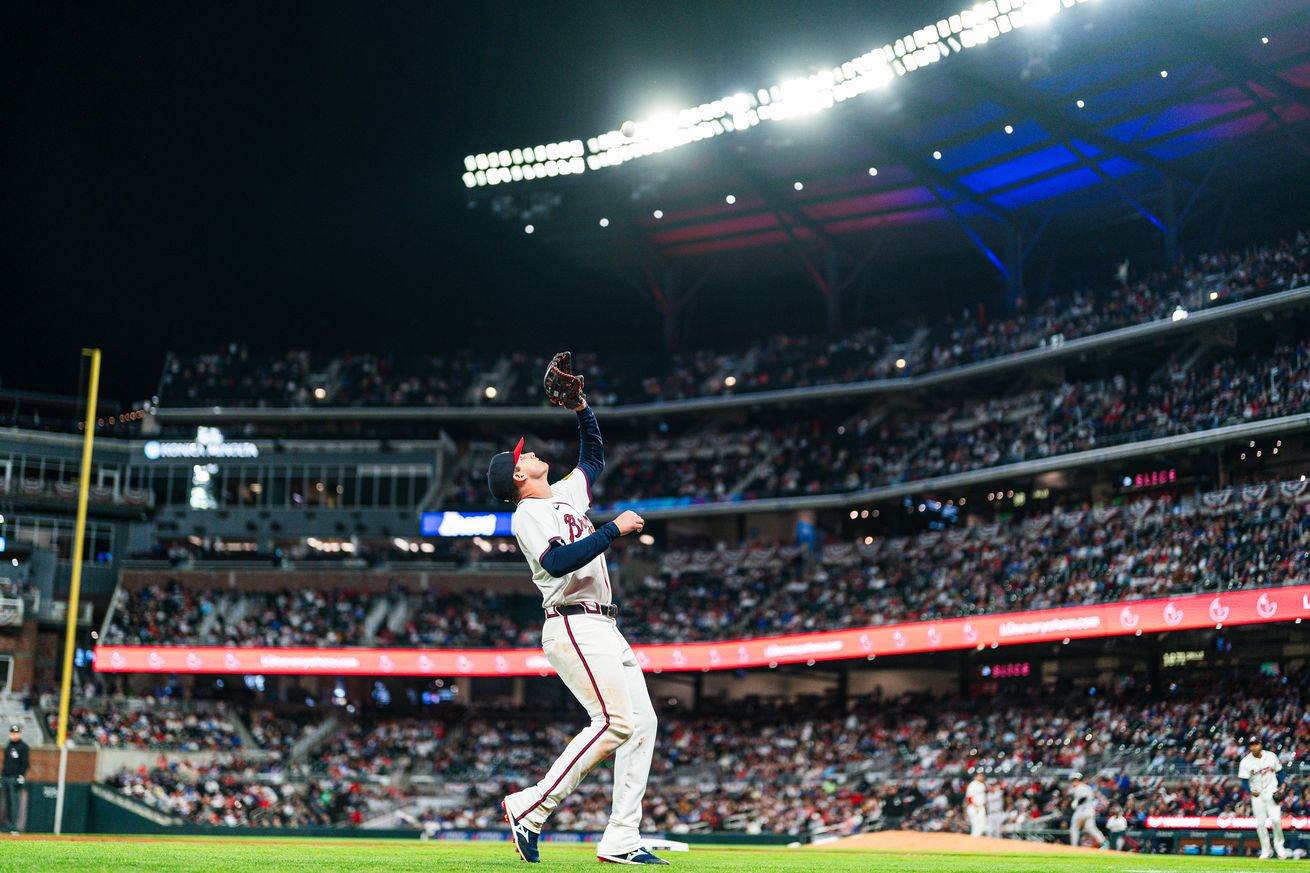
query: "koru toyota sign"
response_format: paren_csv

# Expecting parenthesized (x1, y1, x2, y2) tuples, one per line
(95, 583, 1310, 678)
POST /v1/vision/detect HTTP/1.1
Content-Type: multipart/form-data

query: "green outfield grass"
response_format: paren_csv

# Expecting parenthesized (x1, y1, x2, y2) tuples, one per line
(0, 837, 1278, 873)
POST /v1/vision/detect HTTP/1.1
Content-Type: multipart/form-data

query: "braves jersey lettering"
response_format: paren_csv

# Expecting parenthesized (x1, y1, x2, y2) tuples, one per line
(513, 469, 612, 608)
(1240, 751, 1283, 795)
(563, 513, 590, 543)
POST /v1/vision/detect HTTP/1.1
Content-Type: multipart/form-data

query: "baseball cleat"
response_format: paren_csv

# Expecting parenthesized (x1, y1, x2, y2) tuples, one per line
(598, 847, 670, 865)
(502, 800, 540, 863)
(1258, 849, 1273, 859)
(1276, 847, 1289, 859)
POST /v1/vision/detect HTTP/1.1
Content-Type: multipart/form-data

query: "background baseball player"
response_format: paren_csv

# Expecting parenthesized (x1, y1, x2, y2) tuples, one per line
(1240, 735, 1289, 859)
(487, 352, 666, 866)
(985, 779, 1005, 838)
(1069, 772, 1107, 848)
(965, 772, 987, 837)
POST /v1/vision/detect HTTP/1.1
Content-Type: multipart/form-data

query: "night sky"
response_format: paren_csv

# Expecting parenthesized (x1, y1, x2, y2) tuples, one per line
(8, 2, 1307, 403)
(7, 1, 943, 400)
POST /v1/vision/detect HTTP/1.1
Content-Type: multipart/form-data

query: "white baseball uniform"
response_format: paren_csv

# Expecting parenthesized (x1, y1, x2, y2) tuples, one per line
(1106, 813, 1128, 851)
(986, 785, 1005, 838)
(504, 466, 657, 857)
(1070, 781, 1106, 847)
(966, 779, 987, 837)
(1239, 750, 1286, 856)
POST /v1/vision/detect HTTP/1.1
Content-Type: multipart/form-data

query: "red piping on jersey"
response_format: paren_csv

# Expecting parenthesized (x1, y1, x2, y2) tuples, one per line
(538, 537, 565, 567)
(515, 614, 611, 822)
(578, 467, 593, 503)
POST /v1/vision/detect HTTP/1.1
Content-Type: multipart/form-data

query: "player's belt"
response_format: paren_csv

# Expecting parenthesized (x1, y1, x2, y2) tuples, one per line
(545, 602, 618, 619)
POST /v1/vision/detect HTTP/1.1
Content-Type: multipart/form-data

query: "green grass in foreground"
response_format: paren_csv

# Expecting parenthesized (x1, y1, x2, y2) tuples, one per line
(0, 837, 1275, 873)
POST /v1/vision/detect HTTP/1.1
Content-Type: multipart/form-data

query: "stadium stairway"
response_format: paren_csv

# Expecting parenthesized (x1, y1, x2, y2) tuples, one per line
(230, 709, 260, 751)
(886, 326, 930, 372)
(362, 596, 392, 643)
(90, 782, 184, 829)
(219, 594, 251, 638)
(98, 584, 124, 645)
(383, 596, 410, 638)
(288, 712, 343, 764)
(193, 594, 225, 640)
(0, 694, 46, 745)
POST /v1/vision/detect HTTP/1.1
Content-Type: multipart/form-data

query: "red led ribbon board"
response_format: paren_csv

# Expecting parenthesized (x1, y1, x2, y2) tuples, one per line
(1145, 815, 1310, 831)
(94, 584, 1310, 677)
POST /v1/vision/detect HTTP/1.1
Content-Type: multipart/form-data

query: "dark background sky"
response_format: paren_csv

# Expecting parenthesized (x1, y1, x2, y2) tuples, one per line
(2, 0, 981, 401)
(7, 1, 1307, 403)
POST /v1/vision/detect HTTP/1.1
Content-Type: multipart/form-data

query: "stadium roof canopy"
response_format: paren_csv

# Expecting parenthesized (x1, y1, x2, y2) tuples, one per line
(464, 0, 1310, 331)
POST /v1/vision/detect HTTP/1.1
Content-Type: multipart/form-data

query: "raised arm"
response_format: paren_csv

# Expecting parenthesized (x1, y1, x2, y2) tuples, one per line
(575, 404, 604, 484)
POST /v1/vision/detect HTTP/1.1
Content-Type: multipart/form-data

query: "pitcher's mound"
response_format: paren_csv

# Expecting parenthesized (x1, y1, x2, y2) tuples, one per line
(825, 831, 1100, 854)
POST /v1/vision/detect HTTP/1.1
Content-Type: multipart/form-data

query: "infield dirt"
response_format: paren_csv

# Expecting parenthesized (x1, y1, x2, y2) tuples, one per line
(827, 830, 1102, 854)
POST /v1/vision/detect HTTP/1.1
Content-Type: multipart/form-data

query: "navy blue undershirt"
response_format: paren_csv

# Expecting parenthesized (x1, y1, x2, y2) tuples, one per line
(539, 407, 617, 579)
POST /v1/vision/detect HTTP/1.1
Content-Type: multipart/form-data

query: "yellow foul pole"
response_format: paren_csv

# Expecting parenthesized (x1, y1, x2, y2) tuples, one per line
(53, 348, 100, 835)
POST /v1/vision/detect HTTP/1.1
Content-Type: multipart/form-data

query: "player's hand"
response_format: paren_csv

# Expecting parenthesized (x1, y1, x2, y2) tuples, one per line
(1252, 790, 1261, 798)
(15, 776, 23, 785)
(613, 511, 645, 536)
(571, 398, 587, 412)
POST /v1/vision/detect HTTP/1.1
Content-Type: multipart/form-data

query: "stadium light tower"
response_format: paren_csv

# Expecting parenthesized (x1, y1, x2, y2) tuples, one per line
(460, 0, 1102, 189)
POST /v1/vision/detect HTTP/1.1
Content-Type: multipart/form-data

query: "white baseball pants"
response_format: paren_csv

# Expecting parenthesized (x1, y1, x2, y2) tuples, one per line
(1252, 794, 1286, 855)
(968, 807, 987, 837)
(1071, 808, 1106, 847)
(987, 811, 1004, 838)
(503, 613, 657, 855)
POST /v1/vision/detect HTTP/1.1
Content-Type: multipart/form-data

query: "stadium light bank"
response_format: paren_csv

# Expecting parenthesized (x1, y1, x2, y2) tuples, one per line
(462, 0, 1094, 189)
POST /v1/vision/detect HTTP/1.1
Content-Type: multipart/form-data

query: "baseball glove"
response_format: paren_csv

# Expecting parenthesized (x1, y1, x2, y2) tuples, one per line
(543, 351, 586, 408)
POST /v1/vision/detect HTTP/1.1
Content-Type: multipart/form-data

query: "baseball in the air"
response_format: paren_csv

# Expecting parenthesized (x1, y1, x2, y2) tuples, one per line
(621, 120, 636, 138)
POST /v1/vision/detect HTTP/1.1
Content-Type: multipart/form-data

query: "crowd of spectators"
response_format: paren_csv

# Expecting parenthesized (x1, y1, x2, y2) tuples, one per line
(156, 231, 1309, 409)
(103, 473, 1310, 649)
(630, 478, 1310, 642)
(104, 580, 222, 646)
(105, 586, 372, 648)
(433, 669, 1310, 837)
(59, 699, 244, 751)
(103, 583, 543, 649)
(311, 717, 449, 779)
(381, 588, 541, 648)
(106, 668, 1308, 838)
(249, 709, 315, 754)
(576, 336, 1310, 509)
(105, 758, 386, 828)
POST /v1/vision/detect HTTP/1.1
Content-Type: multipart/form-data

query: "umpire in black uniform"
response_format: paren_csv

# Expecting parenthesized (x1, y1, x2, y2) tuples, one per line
(1, 724, 29, 834)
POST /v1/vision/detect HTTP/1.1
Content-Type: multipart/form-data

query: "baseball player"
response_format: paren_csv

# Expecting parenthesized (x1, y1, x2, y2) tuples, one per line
(986, 780, 1005, 838)
(1069, 772, 1108, 848)
(1239, 735, 1289, 859)
(488, 353, 665, 866)
(965, 772, 987, 837)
